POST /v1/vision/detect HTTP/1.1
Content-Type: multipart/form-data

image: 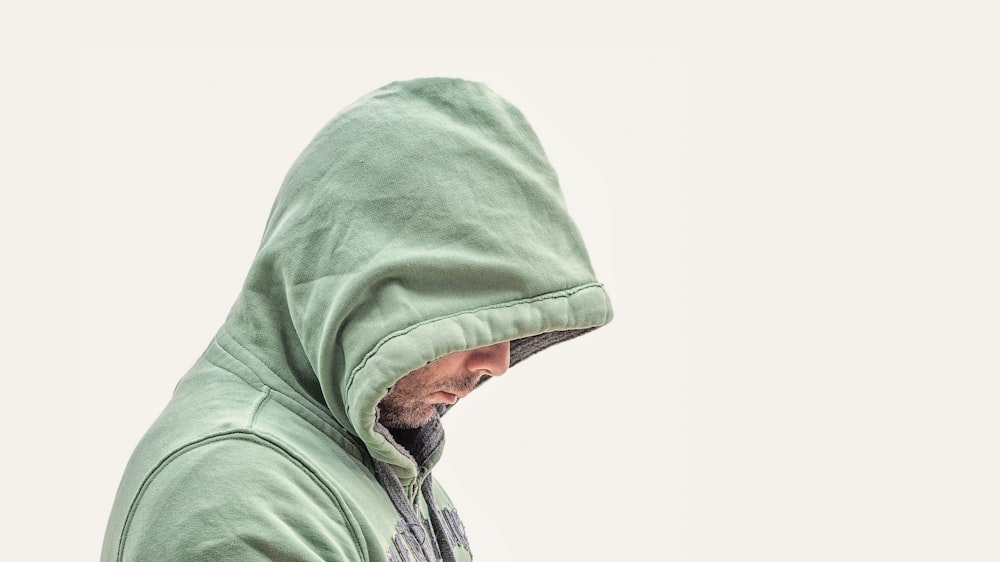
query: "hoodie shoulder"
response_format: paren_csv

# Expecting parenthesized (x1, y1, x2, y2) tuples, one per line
(113, 435, 367, 562)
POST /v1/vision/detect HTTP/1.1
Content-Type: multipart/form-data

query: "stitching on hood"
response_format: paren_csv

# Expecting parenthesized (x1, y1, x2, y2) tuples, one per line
(345, 282, 604, 390)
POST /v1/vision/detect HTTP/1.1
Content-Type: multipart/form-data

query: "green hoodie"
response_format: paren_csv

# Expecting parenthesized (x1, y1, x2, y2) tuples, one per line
(101, 77, 613, 562)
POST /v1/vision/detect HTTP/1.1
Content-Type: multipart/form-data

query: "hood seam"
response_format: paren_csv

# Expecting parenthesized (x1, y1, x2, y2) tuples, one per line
(346, 281, 604, 392)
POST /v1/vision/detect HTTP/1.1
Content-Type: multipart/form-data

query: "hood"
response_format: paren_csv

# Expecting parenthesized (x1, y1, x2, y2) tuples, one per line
(221, 77, 612, 478)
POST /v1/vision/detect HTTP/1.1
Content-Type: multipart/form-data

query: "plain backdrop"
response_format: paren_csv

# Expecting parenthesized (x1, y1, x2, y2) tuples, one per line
(4, 2, 999, 560)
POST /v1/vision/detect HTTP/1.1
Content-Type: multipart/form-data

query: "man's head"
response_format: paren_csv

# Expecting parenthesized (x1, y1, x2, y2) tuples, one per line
(225, 78, 612, 463)
(377, 341, 511, 429)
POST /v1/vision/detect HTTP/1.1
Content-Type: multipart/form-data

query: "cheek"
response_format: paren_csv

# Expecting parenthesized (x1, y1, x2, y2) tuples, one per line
(389, 369, 435, 397)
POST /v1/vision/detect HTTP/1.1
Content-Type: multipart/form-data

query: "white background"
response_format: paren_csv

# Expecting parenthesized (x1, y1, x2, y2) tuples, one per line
(4, 2, 999, 560)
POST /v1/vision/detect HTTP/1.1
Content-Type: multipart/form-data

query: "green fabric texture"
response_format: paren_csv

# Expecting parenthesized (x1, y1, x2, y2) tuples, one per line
(102, 77, 613, 561)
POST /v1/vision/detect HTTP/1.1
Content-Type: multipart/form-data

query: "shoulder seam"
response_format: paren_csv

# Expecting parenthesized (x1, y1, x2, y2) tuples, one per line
(212, 330, 368, 459)
(116, 430, 369, 562)
(249, 386, 271, 428)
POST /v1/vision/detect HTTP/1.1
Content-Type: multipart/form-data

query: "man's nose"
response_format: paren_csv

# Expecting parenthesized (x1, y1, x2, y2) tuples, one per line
(466, 341, 510, 377)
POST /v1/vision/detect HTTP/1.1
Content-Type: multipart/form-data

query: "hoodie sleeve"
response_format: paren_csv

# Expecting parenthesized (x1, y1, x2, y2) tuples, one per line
(115, 436, 367, 562)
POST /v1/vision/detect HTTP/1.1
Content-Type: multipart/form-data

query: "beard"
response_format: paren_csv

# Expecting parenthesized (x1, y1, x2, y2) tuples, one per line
(377, 398, 436, 429)
(377, 372, 486, 429)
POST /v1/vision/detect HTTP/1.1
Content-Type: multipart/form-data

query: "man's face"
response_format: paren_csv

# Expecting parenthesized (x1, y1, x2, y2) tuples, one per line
(377, 342, 511, 429)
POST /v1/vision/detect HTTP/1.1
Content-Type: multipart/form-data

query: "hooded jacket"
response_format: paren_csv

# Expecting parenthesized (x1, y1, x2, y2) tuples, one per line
(101, 77, 613, 562)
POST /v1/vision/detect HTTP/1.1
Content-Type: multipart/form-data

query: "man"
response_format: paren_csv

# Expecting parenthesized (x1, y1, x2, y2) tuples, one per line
(101, 77, 613, 561)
